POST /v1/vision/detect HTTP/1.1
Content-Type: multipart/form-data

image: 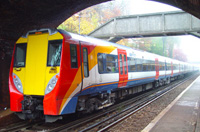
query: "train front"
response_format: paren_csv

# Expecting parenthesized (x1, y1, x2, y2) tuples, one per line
(9, 29, 63, 121)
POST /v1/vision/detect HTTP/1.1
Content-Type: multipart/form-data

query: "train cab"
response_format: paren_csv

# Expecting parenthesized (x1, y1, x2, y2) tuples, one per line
(9, 29, 63, 120)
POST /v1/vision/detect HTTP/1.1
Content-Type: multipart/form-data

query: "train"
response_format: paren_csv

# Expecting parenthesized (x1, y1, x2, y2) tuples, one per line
(9, 28, 198, 122)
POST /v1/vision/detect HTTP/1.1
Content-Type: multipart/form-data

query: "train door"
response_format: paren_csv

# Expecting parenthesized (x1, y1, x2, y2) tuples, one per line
(24, 33, 49, 95)
(171, 61, 173, 76)
(165, 60, 167, 78)
(155, 58, 159, 80)
(79, 42, 96, 92)
(118, 49, 128, 88)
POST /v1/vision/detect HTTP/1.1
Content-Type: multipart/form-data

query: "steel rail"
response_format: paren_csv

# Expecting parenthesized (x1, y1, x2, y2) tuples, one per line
(3, 74, 195, 132)
(79, 74, 198, 132)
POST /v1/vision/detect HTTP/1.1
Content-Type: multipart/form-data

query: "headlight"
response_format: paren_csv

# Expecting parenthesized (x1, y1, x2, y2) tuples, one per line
(45, 74, 59, 95)
(13, 73, 23, 93)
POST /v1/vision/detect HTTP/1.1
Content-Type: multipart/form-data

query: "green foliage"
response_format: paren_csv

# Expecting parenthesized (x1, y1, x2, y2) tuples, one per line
(150, 37, 164, 56)
(57, 2, 122, 35)
(118, 36, 182, 59)
(57, 8, 100, 35)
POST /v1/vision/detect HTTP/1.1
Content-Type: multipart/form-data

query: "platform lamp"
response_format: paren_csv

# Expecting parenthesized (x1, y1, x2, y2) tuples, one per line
(75, 13, 82, 34)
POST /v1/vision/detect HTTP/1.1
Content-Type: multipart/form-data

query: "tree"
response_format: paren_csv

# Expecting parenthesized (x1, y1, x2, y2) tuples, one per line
(57, 0, 123, 34)
(117, 36, 183, 59)
(173, 48, 187, 62)
(150, 37, 164, 56)
(57, 7, 100, 35)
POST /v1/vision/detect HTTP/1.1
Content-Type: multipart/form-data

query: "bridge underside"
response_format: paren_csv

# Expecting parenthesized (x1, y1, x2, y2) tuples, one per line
(0, 0, 200, 42)
(89, 11, 200, 42)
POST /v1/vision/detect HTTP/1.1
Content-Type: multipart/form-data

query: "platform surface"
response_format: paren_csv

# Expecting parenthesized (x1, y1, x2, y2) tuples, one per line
(142, 76, 200, 132)
(0, 108, 13, 119)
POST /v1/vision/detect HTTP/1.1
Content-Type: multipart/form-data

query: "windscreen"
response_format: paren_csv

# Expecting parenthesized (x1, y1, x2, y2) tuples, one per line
(47, 40, 62, 66)
(14, 43, 27, 67)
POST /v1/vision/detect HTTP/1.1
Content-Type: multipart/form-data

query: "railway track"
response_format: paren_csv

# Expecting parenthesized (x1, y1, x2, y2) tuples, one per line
(49, 74, 198, 132)
(79, 74, 199, 132)
(0, 74, 197, 132)
(0, 120, 42, 132)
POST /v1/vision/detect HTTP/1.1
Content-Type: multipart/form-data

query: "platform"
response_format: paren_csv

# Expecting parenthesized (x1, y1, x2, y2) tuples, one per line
(142, 76, 200, 132)
(0, 109, 21, 127)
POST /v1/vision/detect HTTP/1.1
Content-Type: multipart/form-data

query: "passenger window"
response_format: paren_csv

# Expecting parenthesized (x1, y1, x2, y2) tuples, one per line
(83, 48, 89, 77)
(70, 44, 78, 68)
(124, 55, 127, 74)
(147, 61, 152, 71)
(137, 59, 142, 71)
(159, 62, 164, 70)
(98, 53, 118, 74)
(168, 63, 171, 70)
(14, 43, 27, 67)
(47, 40, 62, 66)
(142, 60, 148, 71)
(98, 53, 104, 73)
(152, 61, 155, 71)
(106, 55, 118, 73)
(129, 57, 136, 72)
(120, 54, 123, 74)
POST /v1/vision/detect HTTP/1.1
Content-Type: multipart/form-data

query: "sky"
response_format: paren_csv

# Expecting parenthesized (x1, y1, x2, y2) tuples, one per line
(111, 0, 200, 63)
(126, 0, 180, 15)
(180, 36, 200, 63)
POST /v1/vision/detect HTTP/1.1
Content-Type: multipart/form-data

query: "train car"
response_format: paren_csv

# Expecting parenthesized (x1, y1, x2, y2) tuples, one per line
(9, 28, 198, 122)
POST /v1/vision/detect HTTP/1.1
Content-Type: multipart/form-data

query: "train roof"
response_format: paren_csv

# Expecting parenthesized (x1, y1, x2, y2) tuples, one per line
(59, 30, 190, 64)
(21, 28, 194, 66)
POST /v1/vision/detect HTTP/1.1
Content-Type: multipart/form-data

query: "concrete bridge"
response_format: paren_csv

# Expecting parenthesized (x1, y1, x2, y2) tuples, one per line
(89, 11, 200, 42)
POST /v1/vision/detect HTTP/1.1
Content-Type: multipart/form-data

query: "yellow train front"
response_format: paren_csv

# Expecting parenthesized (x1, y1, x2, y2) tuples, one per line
(9, 29, 87, 121)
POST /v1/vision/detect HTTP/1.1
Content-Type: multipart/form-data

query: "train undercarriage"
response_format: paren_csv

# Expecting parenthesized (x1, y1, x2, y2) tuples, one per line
(77, 74, 186, 115)
(15, 74, 187, 122)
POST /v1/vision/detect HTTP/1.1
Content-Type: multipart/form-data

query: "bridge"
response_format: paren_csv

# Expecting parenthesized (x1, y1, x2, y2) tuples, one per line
(0, 0, 200, 41)
(89, 11, 200, 42)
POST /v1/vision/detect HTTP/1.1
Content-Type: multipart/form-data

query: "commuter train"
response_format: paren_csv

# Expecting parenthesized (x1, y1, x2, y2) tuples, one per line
(9, 28, 198, 122)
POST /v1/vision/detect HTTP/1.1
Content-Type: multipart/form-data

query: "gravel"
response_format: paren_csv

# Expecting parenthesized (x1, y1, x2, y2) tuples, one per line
(108, 74, 199, 132)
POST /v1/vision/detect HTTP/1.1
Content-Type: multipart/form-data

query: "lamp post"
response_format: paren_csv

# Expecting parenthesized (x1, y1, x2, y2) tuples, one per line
(75, 13, 81, 34)
(75, 13, 90, 35)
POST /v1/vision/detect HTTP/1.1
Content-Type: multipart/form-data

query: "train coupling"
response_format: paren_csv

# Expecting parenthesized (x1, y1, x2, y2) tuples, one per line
(16, 95, 43, 120)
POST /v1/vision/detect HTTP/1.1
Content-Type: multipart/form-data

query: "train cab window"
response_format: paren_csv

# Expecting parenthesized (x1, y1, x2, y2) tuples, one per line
(47, 40, 62, 66)
(70, 44, 78, 68)
(14, 43, 27, 67)
(129, 57, 136, 72)
(83, 48, 89, 77)
(124, 55, 127, 74)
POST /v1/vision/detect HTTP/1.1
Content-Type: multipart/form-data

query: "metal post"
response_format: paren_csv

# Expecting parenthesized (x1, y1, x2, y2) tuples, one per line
(162, 37, 165, 56)
(78, 16, 80, 34)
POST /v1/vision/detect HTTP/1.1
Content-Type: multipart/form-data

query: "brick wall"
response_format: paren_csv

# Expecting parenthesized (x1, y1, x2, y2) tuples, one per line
(0, 40, 14, 110)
